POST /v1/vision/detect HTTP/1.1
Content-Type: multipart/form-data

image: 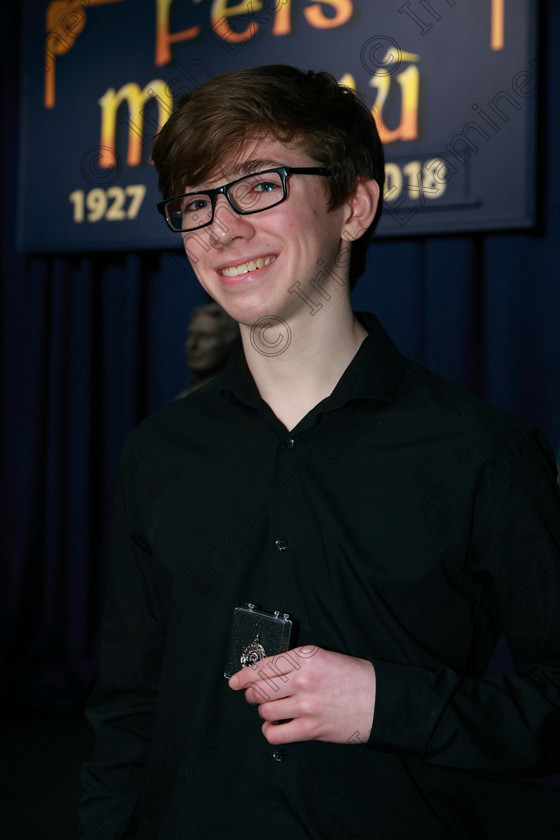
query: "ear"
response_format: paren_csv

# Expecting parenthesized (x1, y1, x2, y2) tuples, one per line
(340, 178, 380, 244)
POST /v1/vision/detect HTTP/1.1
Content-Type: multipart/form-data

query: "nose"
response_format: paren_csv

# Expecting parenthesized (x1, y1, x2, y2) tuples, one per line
(209, 194, 255, 246)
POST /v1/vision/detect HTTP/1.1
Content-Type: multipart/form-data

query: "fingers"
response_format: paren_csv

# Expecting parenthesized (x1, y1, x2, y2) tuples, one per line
(261, 717, 314, 745)
(257, 697, 294, 722)
(228, 646, 376, 746)
(244, 675, 293, 706)
(228, 646, 319, 692)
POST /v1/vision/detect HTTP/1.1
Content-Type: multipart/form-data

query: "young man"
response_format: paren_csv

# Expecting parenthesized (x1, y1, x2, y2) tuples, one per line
(79, 66, 560, 838)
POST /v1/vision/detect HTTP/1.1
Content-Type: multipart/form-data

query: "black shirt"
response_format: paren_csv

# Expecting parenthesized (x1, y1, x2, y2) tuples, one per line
(79, 313, 560, 839)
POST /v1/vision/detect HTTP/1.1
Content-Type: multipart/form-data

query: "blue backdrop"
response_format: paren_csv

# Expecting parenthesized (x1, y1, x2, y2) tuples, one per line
(18, 0, 539, 249)
(1, 1, 559, 714)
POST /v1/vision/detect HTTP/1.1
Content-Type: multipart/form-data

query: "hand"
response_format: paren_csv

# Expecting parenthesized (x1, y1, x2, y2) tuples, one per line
(228, 646, 376, 745)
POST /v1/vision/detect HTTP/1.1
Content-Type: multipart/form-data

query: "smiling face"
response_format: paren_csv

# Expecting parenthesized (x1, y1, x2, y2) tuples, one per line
(181, 137, 353, 330)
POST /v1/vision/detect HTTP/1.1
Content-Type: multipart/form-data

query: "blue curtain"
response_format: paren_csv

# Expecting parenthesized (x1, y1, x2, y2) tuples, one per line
(1, 2, 559, 713)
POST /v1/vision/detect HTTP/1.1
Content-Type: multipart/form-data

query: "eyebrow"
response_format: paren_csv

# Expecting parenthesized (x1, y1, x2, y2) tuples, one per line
(226, 159, 282, 178)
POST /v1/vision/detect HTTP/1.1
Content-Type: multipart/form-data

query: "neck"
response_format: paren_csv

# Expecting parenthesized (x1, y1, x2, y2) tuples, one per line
(239, 298, 367, 431)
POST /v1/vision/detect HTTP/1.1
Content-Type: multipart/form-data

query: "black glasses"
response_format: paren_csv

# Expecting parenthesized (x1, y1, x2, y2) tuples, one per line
(157, 166, 332, 232)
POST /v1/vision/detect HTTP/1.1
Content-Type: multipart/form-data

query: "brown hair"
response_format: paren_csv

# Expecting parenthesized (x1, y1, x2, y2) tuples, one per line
(151, 65, 385, 286)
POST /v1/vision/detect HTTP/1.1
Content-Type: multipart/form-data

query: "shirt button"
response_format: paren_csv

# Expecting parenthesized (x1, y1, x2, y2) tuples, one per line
(281, 438, 295, 450)
(275, 538, 289, 552)
(272, 749, 287, 762)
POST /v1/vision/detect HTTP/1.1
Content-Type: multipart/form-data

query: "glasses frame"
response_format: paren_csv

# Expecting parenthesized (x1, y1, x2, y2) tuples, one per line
(157, 166, 332, 233)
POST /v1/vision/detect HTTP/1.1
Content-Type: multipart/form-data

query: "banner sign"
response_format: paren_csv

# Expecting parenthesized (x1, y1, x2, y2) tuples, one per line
(18, 0, 538, 252)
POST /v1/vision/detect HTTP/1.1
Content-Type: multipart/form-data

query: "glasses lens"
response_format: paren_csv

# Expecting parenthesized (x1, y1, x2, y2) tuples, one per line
(166, 194, 213, 231)
(229, 171, 284, 213)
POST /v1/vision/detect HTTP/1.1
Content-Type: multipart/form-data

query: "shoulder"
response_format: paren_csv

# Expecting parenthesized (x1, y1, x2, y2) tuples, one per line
(115, 377, 225, 488)
(397, 357, 555, 477)
(357, 313, 533, 447)
(400, 356, 525, 428)
(111, 379, 227, 524)
(126, 377, 223, 450)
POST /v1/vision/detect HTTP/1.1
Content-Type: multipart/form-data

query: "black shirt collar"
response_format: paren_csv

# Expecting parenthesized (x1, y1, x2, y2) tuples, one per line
(220, 312, 406, 412)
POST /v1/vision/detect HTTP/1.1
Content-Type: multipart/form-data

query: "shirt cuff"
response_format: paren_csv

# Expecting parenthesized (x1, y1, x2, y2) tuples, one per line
(367, 659, 441, 756)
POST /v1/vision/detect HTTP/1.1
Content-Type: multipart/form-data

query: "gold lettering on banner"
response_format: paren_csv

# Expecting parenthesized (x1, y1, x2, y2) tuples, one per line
(45, 0, 124, 109)
(272, 0, 291, 35)
(491, 0, 504, 50)
(303, 0, 353, 29)
(338, 72, 355, 90)
(210, 0, 263, 44)
(368, 51, 420, 144)
(98, 81, 173, 167)
(155, 0, 200, 66)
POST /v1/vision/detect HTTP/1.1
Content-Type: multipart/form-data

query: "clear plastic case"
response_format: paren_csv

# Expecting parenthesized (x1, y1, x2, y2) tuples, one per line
(224, 603, 293, 679)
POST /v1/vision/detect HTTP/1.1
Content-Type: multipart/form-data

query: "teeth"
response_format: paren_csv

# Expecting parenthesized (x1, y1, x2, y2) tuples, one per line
(221, 256, 275, 277)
